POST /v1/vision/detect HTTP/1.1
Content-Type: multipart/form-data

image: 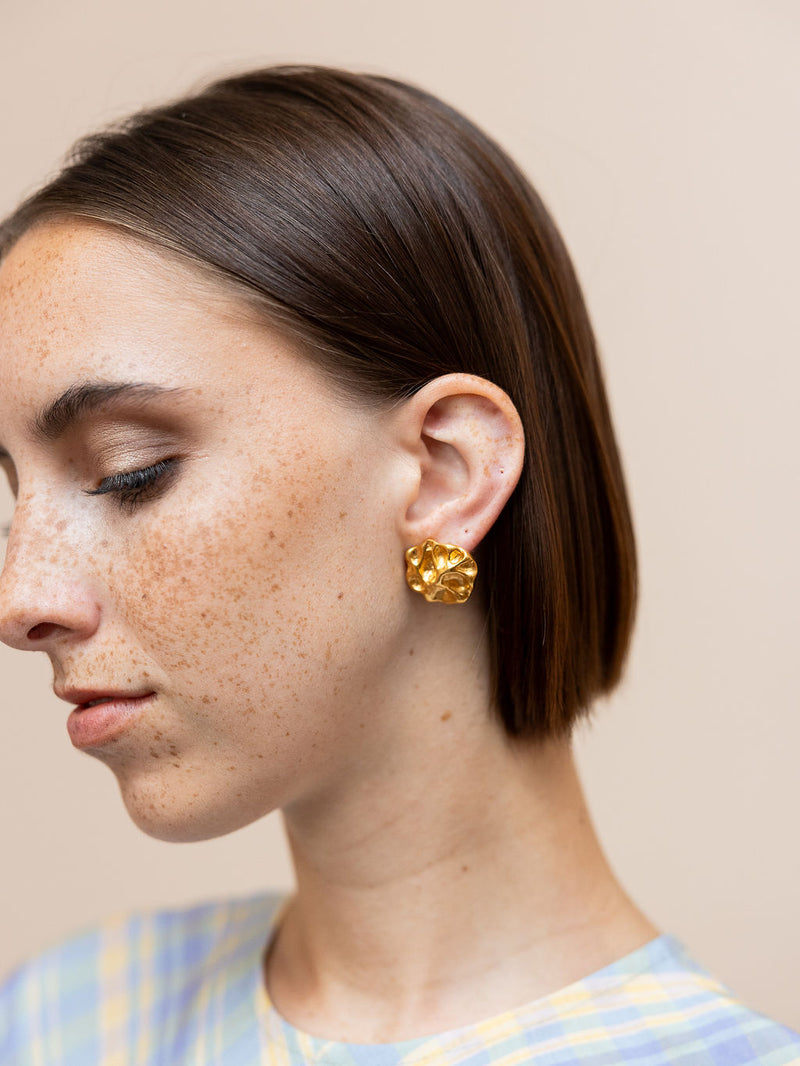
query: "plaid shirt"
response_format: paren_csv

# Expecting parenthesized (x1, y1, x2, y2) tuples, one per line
(2, 892, 798, 1065)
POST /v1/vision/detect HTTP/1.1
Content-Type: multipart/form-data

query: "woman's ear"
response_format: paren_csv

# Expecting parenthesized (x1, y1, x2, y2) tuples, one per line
(393, 373, 525, 552)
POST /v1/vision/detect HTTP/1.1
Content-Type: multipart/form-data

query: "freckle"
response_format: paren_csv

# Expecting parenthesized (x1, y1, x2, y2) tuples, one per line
(339, 512, 347, 520)
(228, 766, 236, 771)
(171, 762, 180, 767)
(287, 510, 293, 517)
(409, 648, 414, 656)
(279, 542, 285, 549)
(461, 865, 469, 873)
(268, 530, 275, 539)
(337, 592, 343, 600)
(441, 711, 452, 721)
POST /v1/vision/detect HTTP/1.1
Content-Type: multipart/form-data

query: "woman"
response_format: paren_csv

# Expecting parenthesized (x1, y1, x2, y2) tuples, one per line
(0, 65, 796, 1065)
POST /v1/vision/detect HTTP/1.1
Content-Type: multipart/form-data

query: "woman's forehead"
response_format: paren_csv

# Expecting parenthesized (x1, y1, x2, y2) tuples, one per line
(0, 222, 308, 389)
(0, 219, 246, 320)
(0, 229, 342, 472)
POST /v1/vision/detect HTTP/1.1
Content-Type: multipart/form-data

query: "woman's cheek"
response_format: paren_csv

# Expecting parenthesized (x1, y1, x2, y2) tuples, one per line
(98, 424, 400, 741)
(104, 449, 339, 671)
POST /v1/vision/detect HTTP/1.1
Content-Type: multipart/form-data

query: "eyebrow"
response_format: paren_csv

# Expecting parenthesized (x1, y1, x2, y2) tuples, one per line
(28, 381, 189, 443)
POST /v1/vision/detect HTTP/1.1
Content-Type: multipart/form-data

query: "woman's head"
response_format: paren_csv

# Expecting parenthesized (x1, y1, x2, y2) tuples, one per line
(0, 65, 636, 770)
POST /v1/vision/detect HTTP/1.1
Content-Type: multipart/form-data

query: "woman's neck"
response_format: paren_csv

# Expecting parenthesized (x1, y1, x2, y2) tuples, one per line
(268, 716, 658, 1044)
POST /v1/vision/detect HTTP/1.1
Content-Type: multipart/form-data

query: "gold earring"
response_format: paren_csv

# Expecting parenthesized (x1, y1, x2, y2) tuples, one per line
(405, 539, 478, 604)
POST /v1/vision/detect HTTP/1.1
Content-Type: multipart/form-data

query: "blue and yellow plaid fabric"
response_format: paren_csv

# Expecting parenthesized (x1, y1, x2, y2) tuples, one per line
(1, 892, 798, 1064)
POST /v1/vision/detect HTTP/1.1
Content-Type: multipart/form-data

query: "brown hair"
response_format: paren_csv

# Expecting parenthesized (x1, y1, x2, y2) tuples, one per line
(0, 65, 637, 741)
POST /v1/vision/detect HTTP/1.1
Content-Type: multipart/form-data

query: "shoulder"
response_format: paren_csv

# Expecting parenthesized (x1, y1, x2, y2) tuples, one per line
(545, 933, 800, 1066)
(447, 934, 800, 1066)
(0, 890, 285, 1065)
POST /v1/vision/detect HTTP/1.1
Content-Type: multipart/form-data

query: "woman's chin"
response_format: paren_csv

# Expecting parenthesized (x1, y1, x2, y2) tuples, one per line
(116, 778, 272, 843)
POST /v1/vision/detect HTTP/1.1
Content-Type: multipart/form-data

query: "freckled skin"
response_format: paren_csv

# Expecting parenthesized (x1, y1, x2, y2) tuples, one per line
(0, 220, 658, 1041)
(0, 221, 409, 842)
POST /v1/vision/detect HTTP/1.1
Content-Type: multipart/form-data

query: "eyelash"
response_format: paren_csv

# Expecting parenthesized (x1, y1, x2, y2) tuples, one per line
(85, 458, 180, 512)
(0, 459, 180, 538)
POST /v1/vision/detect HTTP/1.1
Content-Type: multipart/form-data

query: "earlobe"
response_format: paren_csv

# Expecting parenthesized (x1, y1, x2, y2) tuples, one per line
(396, 373, 525, 554)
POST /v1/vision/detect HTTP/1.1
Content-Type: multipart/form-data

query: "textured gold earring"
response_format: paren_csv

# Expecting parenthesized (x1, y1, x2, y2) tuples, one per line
(405, 539, 478, 604)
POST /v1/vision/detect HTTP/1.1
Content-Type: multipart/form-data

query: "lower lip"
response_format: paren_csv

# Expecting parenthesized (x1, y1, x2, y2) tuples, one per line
(67, 694, 155, 749)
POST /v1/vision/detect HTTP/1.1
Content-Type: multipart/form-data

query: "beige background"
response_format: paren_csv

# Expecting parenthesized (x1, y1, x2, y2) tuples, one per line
(0, 0, 798, 1033)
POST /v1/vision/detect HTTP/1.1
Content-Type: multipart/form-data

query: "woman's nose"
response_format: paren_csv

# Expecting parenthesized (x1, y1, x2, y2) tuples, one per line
(0, 524, 101, 652)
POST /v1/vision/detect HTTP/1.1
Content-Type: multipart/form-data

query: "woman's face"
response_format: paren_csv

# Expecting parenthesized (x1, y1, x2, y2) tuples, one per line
(0, 220, 410, 841)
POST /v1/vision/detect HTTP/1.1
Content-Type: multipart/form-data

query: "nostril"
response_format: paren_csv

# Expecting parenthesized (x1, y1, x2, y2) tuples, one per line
(27, 622, 59, 642)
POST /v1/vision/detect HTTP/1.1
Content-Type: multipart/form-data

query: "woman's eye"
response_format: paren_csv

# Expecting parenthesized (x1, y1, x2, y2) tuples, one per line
(86, 458, 180, 512)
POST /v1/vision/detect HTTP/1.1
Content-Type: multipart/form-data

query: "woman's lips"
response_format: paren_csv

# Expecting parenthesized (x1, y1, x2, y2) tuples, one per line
(66, 692, 156, 749)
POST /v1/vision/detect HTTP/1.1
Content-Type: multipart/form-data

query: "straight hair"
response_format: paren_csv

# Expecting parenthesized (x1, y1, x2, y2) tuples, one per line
(0, 65, 638, 741)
